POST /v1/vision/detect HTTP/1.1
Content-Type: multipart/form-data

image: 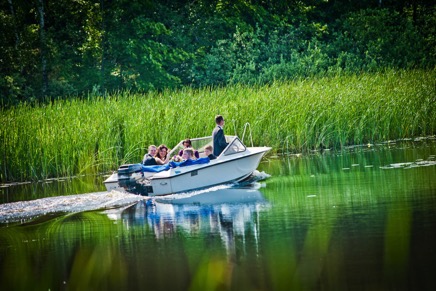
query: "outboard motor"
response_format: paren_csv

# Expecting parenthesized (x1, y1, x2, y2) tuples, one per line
(117, 164, 151, 196)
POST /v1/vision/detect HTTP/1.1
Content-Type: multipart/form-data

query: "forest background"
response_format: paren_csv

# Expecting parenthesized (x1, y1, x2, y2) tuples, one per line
(1, 0, 435, 106)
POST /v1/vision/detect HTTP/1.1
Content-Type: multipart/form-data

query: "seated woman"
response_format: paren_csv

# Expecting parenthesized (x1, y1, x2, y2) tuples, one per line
(154, 144, 170, 165)
(178, 138, 199, 159)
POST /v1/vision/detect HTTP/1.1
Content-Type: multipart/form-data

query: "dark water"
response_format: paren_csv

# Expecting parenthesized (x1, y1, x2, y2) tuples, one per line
(1, 139, 435, 290)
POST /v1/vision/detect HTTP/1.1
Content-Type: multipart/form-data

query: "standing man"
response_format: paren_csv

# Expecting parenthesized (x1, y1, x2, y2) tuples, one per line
(212, 115, 229, 156)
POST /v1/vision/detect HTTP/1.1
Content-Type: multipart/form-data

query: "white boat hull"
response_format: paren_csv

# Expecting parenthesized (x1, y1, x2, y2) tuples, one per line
(103, 135, 271, 196)
(104, 172, 122, 192)
(149, 148, 268, 196)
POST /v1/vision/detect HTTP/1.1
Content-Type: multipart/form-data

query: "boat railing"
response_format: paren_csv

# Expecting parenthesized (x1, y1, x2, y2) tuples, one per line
(241, 122, 254, 147)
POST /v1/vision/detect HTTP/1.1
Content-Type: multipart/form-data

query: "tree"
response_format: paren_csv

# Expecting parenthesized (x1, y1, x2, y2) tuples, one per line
(36, 0, 48, 97)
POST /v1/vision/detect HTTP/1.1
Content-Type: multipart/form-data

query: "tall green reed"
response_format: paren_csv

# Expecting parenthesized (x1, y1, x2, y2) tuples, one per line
(1, 69, 435, 182)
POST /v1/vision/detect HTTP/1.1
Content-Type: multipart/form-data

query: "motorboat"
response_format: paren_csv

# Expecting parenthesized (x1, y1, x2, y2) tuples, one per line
(103, 135, 271, 196)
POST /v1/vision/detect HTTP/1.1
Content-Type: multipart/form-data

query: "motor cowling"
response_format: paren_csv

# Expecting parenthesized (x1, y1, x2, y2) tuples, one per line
(117, 164, 143, 180)
(116, 164, 143, 194)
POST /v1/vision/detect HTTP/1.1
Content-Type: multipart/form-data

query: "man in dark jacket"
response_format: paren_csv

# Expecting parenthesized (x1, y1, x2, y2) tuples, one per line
(142, 145, 157, 165)
(204, 145, 216, 160)
(212, 115, 228, 156)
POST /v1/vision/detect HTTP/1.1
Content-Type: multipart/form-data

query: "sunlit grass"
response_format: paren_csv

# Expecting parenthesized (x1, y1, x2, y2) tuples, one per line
(1, 69, 435, 181)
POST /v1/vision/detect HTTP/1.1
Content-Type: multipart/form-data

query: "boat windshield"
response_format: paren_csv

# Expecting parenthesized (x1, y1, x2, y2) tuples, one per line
(170, 135, 239, 158)
(170, 136, 214, 158)
(222, 137, 246, 156)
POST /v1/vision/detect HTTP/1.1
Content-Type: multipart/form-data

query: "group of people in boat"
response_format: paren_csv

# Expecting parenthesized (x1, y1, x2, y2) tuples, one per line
(142, 115, 228, 166)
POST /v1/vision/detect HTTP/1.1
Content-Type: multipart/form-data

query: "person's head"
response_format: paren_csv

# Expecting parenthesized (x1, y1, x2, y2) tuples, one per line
(156, 144, 169, 159)
(204, 145, 213, 156)
(182, 139, 192, 148)
(148, 145, 157, 155)
(182, 148, 193, 160)
(215, 115, 225, 126)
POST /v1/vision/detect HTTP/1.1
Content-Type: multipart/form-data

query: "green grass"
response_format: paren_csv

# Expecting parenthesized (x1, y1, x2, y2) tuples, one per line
(1, 69, 435, 182)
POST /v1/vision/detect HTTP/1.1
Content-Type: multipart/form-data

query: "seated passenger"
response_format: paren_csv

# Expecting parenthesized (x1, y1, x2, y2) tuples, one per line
(182, 148, 194, 161)
(142, 145, 157, 165)
(204, 145, 216, 160)
(169, 148, 210, 168)
(154, 144, 170, 165)
(178, 138, 199, 159)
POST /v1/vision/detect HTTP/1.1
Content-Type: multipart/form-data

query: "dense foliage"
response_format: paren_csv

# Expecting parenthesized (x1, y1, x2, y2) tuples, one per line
(1, 0, 435, 106)
(1, 69, 435, 182)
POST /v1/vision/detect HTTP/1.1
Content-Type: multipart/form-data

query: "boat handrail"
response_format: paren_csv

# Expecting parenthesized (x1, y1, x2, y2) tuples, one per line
(241, 122, 254, 147)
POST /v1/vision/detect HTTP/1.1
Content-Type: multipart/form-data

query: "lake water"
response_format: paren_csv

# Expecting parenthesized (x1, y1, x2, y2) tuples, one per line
(1, 138, 435, 290)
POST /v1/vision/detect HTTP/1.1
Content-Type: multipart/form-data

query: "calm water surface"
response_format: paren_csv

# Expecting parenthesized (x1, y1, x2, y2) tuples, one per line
(1, 139, 435, 290)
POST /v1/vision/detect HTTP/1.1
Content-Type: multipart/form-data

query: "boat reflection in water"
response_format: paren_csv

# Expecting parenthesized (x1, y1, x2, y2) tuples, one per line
(115, 184, 269, 256)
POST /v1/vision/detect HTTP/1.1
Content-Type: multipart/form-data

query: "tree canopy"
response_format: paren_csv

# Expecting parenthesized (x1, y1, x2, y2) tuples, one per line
(1, 0, 435, 106)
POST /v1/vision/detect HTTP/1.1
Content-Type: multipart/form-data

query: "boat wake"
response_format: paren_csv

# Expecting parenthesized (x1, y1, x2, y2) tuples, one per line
(236, 170, 271, 186)
(0, 171, 271, 224)
(0, 191, 145, 224)
(156, 184, 234, 201)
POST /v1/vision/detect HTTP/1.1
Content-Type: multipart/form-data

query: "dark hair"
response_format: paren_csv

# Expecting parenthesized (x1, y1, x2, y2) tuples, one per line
(215, 115, 224, 124)
(183, 139, 192, 147)
(155, 144, 169, 159)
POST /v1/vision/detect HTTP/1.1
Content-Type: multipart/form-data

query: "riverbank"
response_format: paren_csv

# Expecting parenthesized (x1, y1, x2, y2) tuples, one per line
(1, 69, 435, 182)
